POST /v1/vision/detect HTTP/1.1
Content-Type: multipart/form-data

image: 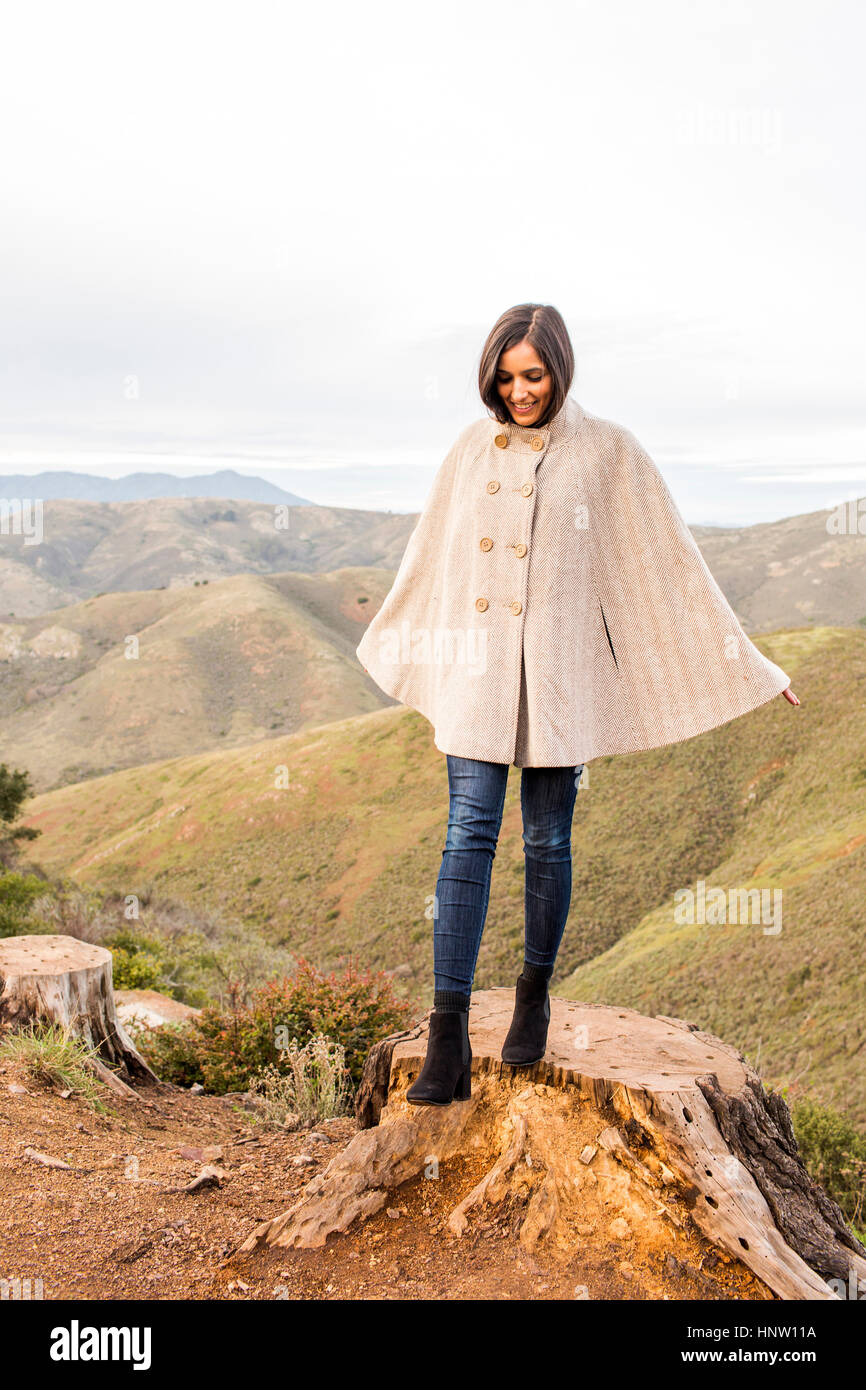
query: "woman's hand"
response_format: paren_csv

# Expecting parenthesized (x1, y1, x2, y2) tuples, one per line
(781, 687, 800, 706)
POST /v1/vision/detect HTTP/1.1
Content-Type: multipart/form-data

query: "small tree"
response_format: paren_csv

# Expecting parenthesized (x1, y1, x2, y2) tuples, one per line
(0, 765, 41, 870)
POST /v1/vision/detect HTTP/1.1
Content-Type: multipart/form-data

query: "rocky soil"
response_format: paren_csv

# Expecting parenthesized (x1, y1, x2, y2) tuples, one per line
(0, 1062, 773, 1302)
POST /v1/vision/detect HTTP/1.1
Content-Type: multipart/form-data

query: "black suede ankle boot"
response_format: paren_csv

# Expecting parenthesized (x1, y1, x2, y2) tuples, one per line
(501, 970, 551, 1066)
(406, 1009, 472, 1105)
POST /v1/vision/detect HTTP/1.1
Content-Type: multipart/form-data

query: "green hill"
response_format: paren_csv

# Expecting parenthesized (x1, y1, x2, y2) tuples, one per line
(20, 625, 866, 1122)
(557, 626, 866, 1126)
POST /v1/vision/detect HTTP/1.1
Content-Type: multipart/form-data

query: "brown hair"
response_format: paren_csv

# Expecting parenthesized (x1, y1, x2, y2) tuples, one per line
(478, 303, 575, 427)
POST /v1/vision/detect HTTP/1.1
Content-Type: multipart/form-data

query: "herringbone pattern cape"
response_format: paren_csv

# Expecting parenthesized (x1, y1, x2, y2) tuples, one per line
(356, 395, 790, 766)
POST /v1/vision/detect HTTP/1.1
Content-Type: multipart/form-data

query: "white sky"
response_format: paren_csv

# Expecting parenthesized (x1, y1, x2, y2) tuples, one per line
(0, 0, 864, 524)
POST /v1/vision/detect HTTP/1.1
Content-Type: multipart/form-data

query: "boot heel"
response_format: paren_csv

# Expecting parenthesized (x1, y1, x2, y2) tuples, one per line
(406, 1009, 472, 1106)
(453, 1063, 472, 1101)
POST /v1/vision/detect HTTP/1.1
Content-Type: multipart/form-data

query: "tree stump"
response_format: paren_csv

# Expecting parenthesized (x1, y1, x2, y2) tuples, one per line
(0, 934, 158, 1094)
(238, 990, 866, 1301)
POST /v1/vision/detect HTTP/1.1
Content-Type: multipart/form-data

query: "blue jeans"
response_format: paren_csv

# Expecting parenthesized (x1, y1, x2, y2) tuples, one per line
(433, 755, 584, 996)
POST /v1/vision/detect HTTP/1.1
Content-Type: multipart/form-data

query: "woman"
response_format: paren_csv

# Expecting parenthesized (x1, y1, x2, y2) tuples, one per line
(356, 303, 799, 1106)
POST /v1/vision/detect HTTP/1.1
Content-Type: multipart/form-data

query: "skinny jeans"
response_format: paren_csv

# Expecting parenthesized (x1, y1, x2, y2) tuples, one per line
(433, 754, 584, 996)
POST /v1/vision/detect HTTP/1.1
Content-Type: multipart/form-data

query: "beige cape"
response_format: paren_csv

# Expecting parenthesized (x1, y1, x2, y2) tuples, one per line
(356, 394, 790, 767)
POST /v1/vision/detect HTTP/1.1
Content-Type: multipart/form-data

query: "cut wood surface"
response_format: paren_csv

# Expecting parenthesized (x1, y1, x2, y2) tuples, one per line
(0, 934, 158, 1093)
(239, 990, 866, 1300)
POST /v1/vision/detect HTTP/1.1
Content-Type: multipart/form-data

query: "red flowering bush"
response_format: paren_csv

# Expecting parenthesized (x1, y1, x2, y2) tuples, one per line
(136, 957, 413, 1095)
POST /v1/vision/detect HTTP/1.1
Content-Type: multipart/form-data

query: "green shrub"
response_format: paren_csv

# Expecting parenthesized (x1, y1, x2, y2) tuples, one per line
(137, 955, 412, 1095)
(105, 927, 169, 991)
(792, 1096, 866, 1236)
(110, 945, 165, 990)
(0, 871, 48, 937)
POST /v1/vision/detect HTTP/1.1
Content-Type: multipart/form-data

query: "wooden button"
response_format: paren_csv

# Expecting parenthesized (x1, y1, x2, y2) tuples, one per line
(494, 433, 508, 448)
(486, 480, 500, 494)
(475, 597, 489, 612)
(510, 600, 522, 615)
(531, 436, 544, 451)
(520, 482, 534, 497)
(514, 543, 527, 558)
(480, 537, 493, 552)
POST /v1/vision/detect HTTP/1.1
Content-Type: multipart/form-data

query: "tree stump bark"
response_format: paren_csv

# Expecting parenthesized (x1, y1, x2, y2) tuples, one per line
(238, 990, 866, 1301)
(0, 934, 158, 1093)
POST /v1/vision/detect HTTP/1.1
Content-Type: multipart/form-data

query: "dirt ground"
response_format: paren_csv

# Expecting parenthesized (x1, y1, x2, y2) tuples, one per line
(0, 1062, 775, 1302)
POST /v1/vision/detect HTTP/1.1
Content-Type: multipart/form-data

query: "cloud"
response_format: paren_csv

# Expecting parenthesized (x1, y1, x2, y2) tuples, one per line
(0, 0, 862, 524)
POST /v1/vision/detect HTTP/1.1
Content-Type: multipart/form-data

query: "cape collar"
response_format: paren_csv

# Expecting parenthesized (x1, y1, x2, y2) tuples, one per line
(488, 393, 585, 453)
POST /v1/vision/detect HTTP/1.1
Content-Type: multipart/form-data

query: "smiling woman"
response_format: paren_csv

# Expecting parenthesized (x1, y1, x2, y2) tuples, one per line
(480, 304, 573, 431)
(355, 301, 800, 1107)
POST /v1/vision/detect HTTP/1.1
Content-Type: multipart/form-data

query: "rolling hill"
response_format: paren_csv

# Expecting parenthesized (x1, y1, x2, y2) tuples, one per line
(4, 487, 866, 791)
(0, 496, 414, 617)
(1, 491, 864, 629)
(694, 498, 866, 631)
(20, 624, 866, 1125)
(0, 568, 395, 790)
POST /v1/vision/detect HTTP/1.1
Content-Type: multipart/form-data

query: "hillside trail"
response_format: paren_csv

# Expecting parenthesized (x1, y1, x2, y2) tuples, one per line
(0, 1065, 771, 1302)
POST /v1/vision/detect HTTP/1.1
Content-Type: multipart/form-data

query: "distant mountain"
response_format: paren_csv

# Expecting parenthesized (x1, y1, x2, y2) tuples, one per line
(0, 567, 393, 791)
(0, 468, 313, 504)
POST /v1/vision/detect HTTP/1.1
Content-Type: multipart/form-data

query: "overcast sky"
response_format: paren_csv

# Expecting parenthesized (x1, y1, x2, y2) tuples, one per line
(1, 0, 863, 524)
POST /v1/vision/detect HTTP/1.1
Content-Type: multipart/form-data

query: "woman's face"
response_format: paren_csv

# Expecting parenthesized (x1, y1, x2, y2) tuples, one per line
(495, 339, 553, 426)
